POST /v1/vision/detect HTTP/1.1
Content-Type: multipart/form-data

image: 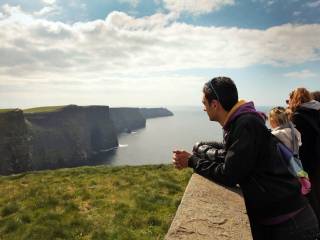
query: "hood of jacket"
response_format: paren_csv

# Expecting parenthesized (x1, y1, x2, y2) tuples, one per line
(300, 100, 320, 111)
(223, 100, 266, 130)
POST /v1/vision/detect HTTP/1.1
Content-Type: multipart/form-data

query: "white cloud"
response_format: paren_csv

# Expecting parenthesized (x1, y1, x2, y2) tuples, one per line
(2, 3, 59, 20)
(307, 0, 320, 7)
(118, 0, 140, 8)
(42, 0, 56, 5)
(0, 7, 319, 76)
(0, 6, 320, 107)
(1, 4, 34, 24)
(105, 11, 178, 30)
(267, 0, 275, 5)
(162, 0, 235, 15)
(36, 0, 62, 17)
(293, 11, 301, 16)
(284, 70, 317, 79)
(33, 6, 59, 17)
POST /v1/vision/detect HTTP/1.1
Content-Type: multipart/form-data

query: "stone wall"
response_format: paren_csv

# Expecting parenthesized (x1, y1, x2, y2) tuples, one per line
(165, 174, 251, 240)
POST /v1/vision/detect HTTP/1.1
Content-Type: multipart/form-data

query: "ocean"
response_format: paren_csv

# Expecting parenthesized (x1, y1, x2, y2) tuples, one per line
(99, 106, 271, 166)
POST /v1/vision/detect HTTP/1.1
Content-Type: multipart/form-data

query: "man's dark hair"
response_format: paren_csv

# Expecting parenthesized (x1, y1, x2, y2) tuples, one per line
(203, 76, 238, 111)
(311, 91, 320, 102)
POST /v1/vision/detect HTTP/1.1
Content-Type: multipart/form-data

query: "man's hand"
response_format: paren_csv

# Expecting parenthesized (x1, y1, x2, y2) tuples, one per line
(172, 150, 192, 170)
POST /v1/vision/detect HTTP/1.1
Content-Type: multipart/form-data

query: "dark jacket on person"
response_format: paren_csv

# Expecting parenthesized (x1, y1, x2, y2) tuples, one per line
(292, 100, 320, 221)
(292, 100, 320, 174)
(188, 101, 307, 221)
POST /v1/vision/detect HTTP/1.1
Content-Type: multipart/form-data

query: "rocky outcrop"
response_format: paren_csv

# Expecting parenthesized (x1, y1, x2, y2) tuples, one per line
(0, 109, 32, 175)
(109, 107, 173, 133)
(165, 174, 251, 240)
(110, 108, 146, 133)
(139, 108, 173, 119)
(25, 105, 118, 171)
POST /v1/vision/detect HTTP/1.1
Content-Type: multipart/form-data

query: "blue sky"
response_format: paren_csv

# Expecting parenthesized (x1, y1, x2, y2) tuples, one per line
(0, 0, 319, 108)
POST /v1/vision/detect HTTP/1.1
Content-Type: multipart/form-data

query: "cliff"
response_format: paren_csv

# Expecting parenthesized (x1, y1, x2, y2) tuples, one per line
(110, 107, 146, 133)
(139, 108, 173, 119)
(0, 105, 173, 175)
(24, 105, 118, 171)
(0, 109, 32, 175)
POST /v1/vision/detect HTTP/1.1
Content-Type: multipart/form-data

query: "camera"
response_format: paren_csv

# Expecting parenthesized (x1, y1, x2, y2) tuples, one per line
(193, 141, 226, 162)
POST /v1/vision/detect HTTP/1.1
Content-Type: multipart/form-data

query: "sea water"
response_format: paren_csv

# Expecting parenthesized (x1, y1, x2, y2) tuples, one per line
(100, 106, 271, 166)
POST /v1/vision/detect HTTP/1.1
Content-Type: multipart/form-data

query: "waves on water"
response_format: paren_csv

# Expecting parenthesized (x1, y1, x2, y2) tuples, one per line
(119, 144, 128, 148)
(100, 144, 128, 152)
(100, 147, 118, 152)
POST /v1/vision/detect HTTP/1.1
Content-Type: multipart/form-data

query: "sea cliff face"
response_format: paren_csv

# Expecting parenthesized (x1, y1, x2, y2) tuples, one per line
(0, 105, 173, 175)
(0, 109, 32, 175)
(110, 108, 146, 133)
(139, 108, 173, 119)
(25, 105, 118, 171)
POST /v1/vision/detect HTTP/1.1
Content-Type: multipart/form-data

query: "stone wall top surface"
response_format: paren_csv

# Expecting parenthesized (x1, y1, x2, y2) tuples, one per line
(165, 173, 252, 240)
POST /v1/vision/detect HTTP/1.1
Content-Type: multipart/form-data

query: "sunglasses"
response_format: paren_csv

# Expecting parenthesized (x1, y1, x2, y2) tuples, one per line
(207, 80, 221, 102)
(272, 106, 286, 113)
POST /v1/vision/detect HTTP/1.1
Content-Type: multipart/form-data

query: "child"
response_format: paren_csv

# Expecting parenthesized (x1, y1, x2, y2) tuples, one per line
(269, 106, 302, 152)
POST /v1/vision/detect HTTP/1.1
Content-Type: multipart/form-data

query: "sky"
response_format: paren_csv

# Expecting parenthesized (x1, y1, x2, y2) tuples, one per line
(0, 0, 319, 108)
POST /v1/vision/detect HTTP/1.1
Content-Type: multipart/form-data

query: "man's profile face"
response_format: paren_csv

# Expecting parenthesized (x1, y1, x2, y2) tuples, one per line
(202, 94, 216, 121)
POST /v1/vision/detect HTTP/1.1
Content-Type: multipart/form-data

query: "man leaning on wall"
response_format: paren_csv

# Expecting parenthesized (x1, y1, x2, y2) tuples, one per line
(173, 76, 319, 240)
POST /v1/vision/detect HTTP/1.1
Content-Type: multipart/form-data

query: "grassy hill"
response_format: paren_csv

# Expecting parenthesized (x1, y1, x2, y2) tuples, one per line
(0, 109, 15, 113)
(23, 106, 66, 113)
(0, 164, 192, 240)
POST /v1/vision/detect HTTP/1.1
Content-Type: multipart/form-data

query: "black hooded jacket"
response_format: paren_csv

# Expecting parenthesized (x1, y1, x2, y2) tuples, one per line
(188, 103, 307, 220)
(292, 100, 320, 174)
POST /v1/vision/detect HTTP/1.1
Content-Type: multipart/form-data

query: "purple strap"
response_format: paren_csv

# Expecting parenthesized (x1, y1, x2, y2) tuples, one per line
(259, 207, 305, 225)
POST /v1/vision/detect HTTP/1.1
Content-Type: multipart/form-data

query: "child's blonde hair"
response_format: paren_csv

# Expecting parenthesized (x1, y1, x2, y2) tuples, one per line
(269, 106, 290, 126)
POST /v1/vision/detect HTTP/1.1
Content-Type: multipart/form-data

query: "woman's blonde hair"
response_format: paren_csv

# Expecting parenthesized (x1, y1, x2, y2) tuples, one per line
(288, 88, 312, 113)
(269, 106, 290, 126)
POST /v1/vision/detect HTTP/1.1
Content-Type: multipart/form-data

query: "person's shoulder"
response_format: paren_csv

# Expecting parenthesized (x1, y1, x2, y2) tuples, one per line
(292, 109, 306, 121)
(294, 108, 319, 122)
(236, 112, 265, 125)
(234, 113, 266, 131)
(272, 127, 290, 136)
(272, 128, 284, 135)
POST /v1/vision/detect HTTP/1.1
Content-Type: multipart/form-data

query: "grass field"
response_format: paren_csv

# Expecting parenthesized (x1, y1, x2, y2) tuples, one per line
(0, 164, 192, 240)
(23, 106, 66, 113)
(0, 109, 15, 113)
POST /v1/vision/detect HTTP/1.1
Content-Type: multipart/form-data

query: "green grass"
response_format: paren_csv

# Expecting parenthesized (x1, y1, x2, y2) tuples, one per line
(0, 164, 192, 240)
(0, 109, 15, 113)
(23, 106, 66, 113)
